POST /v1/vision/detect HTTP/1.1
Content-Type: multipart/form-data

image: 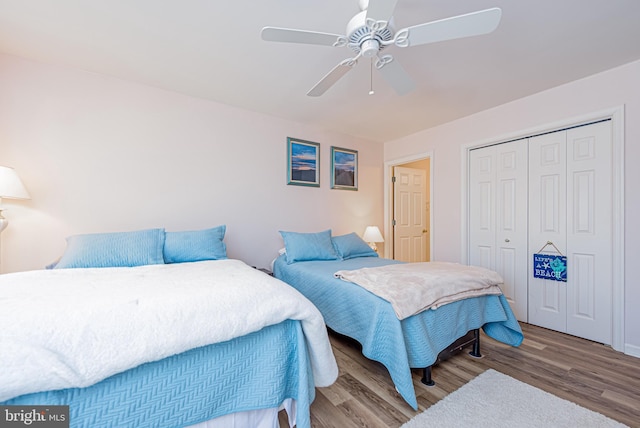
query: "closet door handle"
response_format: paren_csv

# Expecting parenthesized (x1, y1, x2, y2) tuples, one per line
(504, 238, 510, 243)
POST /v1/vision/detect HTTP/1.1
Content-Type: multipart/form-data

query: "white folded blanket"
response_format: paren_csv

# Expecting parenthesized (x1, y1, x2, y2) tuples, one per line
(334, 262, 503, 320)
(0, 260, 338, 402)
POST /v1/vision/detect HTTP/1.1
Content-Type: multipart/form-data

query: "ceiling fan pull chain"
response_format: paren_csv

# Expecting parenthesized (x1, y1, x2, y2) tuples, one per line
(369, 58, 375, 95)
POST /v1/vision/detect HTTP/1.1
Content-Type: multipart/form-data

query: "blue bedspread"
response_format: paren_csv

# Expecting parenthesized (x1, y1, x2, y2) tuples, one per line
(273, 256, 523, 410)
(2, 320, 314, 428)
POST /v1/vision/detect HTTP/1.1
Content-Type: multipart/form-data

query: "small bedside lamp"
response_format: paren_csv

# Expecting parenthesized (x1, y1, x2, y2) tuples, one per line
(0, 166, 31, 234)
(363, 226, 384, 253)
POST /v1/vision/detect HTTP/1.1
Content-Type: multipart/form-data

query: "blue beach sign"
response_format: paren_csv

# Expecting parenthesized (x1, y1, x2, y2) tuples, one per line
(533, 253, 567, 282)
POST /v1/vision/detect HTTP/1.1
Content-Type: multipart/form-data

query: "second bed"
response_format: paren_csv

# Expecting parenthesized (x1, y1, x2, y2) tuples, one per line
(273, 238, 523, 410)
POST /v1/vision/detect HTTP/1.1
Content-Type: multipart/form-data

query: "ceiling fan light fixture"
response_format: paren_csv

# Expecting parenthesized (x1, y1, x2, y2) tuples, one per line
(360, 39, 380, 57)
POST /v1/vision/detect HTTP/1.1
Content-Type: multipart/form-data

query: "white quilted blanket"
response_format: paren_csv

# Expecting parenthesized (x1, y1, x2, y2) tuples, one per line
(334, 261, 504, 320)
(0, 260, 338, 402)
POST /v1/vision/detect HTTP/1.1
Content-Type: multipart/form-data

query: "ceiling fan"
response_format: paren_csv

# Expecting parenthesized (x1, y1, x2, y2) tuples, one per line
(261, 0, 502, 97)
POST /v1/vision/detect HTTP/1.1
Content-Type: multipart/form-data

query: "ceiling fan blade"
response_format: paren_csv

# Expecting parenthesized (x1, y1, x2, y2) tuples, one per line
(376, 56, 415, 96)
(307, 59, 357, 97)
(261, 27, 346, 47)
(396, 7, 502, 47)
(365, 0, 399, 23)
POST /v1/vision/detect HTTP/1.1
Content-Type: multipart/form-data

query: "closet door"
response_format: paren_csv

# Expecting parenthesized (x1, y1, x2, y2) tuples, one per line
(528, 131, 568, 333)
(469, 147, 496, 269)
(469, 141, 528, 321)
(566, 121, 612, 344)
(528, 121, 612, 344)
(470, 120, 614, 343)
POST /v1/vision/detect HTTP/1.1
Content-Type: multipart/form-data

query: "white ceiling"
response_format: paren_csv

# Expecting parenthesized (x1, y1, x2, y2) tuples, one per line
(1, 0, 640, 143)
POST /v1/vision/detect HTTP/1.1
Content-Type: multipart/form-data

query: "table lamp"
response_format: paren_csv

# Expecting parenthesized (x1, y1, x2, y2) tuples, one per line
(363, 226, 384, 253)
(0, 166, 31, 234)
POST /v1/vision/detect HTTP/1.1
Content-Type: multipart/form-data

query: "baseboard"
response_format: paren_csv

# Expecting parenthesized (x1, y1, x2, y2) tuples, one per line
(624, 343, 640, 358)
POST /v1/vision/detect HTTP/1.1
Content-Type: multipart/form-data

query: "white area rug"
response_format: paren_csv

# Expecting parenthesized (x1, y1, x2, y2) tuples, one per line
(401, 369, 627, 428)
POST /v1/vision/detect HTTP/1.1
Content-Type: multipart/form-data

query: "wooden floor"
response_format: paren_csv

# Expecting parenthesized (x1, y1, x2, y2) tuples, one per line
(282, 323, 640, 427)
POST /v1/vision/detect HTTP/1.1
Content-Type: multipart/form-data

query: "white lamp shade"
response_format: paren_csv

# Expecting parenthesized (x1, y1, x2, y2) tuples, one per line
(363, 226, 384, 243)
(0, 166, 30, 200)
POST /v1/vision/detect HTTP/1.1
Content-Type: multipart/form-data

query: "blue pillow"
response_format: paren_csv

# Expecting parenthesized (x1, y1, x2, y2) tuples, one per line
(164, 225, 227, 263)
(332, 232, 379, 260)
(55, 228, 165, 269)
(280, 229, 339, 264)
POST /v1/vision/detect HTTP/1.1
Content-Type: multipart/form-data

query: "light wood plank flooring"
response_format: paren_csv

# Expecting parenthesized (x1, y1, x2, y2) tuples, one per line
(282, 323, 640, 427)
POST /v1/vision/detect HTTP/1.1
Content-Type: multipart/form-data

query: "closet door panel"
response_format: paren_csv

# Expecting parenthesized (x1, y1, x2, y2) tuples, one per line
(495, 142, 528, 321)
(528, 132, 567, 333)
(469, 147, 496, 271)
(566, 121, 612, 344)
(469, 141, 528, 321)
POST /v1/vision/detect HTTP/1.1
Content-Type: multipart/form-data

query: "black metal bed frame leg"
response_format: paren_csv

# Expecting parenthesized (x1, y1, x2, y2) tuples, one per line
(469, 328, 482, 358)
(421, 366, 435, 386)
(421, 328, 482, 387)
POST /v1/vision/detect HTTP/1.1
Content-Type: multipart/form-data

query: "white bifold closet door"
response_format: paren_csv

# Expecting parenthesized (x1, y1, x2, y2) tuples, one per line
(468, 141, 528, 321)
(528, 121, 612, 344)
(469, 120, 613, 345)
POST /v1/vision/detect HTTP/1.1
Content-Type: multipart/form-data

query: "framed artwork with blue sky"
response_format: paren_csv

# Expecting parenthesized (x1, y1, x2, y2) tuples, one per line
(287, 137, 320, 187)
(331, 146, 358, 190)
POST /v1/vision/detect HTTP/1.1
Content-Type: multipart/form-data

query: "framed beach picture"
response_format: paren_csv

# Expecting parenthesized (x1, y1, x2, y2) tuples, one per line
(287, 137, 320, 187)
(331, 146, 358, 190)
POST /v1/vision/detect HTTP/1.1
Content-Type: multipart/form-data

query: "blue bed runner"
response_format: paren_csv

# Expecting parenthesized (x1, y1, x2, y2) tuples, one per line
(2, 320, 314, 428)
(273, 256, 523, 410)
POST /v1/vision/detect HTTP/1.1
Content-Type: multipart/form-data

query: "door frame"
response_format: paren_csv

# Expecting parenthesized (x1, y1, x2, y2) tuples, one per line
(384, 151, 433, 260)
(460, 105, 625, 353)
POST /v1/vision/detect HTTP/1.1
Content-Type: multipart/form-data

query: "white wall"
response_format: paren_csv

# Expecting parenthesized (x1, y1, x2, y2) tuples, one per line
(0, 53, 385, 272)
(384, 59, 640, 356)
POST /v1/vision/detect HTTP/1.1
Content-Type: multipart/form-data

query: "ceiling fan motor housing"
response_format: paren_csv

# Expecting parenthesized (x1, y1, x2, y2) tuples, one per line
(346, 10, 394, 57)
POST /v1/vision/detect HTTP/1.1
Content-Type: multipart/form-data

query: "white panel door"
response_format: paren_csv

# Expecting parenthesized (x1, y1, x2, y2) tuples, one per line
(528, 131, 568, 333)
(494, 143, 529, 321)
(469, 120, 614, 344)
(469, 141, 528, 321)
(393, 166, 427, 262)
(566, 121, 612, 344)
(469, 147, 496, 270)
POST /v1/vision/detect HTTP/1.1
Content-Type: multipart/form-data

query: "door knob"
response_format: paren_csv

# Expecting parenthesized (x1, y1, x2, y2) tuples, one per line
(505, 238, 510, 242)
(422, 229, 428, 233)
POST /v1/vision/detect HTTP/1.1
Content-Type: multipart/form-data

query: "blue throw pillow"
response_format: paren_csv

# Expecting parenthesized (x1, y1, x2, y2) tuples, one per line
(55, 228, 165, 269)
(280, 229, 339, 264)
(164, 225, 227, 263)
(332, 232, 379, 260)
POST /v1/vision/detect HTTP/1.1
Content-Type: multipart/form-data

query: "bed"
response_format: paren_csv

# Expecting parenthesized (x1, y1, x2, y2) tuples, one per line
(0, 227, 338, 428)
(273, 230, 524, 410)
